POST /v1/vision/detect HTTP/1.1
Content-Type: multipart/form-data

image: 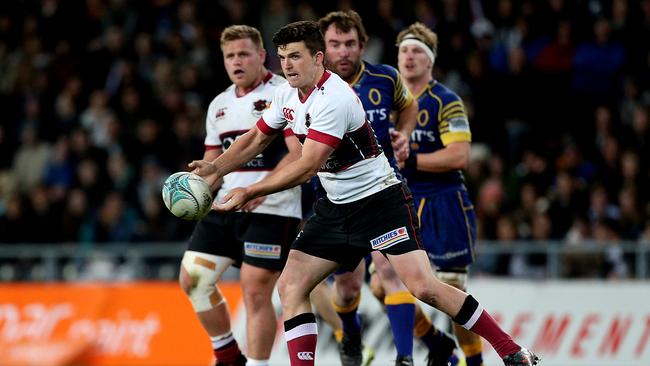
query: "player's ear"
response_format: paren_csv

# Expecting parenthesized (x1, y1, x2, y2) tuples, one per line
(314, 50, 325, 66)
(259, 47, 266, 63)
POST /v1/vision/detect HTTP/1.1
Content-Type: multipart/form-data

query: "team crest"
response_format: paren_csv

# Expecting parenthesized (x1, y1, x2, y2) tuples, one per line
(215, 107, 227, 119)
(252, 99, 269, 117)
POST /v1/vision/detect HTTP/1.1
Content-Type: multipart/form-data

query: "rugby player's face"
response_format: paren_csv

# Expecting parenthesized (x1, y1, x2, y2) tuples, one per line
(323, 25, 363, 81)
(398, 44, 432, 81)
(278, 41, 322, 90)
(222, 38, 266, 88)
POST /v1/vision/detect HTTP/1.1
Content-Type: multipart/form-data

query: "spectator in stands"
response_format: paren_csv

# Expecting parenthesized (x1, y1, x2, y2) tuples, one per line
(12, 125, 51, 194)
(0, 0, 647, 281)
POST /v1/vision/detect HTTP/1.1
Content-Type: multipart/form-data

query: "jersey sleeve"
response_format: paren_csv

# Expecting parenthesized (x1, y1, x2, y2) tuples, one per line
(386, 65, 414, 112)
(438, 95, 471, 145)
(204, 98, 222, 149)
(257, 88, 288, 135)
(305, 92, 359, 149)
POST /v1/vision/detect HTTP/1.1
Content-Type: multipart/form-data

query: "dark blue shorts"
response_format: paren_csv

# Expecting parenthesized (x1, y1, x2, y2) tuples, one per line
(415, 187, 477, 269)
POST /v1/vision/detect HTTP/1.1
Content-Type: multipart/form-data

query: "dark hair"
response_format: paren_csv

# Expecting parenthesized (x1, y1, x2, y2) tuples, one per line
(318, 10, 368, 45)
(272, 21, 325, 55)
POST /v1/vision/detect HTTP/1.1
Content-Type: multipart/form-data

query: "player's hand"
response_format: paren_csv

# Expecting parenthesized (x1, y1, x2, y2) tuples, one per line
(241, 196, 266, 212)
(390, 130, 409, 163)
(188, 160, 220, 188)
(213, 187, 251, 212)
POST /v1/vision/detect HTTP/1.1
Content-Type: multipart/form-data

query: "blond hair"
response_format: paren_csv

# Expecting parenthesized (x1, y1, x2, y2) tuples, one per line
(396, 22, 438, 54)
(220, 25, 263, 49)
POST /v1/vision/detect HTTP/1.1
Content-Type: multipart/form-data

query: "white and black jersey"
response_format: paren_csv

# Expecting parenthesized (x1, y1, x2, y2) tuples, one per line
(205, 72, 301, 219)
(257, 70, 400, 204)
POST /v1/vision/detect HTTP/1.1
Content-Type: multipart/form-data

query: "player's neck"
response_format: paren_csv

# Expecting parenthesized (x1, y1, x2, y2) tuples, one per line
(343, 63, 363, 84)
(405, 77, 432, 97)
(235, 68, 269, 97)
(298, 66, 325, 99)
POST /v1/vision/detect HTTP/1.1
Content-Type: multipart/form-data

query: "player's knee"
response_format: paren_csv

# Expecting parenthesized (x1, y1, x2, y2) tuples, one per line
(180, 251, 234, 312)
(369, 273, 385, 302)
(408, 281, 442, 308)
(242, 273, 277, 309)
(277, 270, 301, 303)
(334, 276, 362, 303)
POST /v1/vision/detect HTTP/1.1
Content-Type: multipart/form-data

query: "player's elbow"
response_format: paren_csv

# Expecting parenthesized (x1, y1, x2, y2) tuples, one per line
(454, 154, 470, 170)
(304, 163, 321, 179)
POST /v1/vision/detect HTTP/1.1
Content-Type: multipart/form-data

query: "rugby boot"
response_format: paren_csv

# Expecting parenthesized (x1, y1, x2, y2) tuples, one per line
(502, 348, 540, 366)
(426, 331, 458, 366)
(395, 355, 414, 366)
(362, 345, 376, 366)
(339, 332, 363, 366)
(215, 353, 247, 366)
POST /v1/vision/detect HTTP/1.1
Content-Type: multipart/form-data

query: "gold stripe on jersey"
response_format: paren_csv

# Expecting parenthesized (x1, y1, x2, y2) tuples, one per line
(441, 106, 465, 118)
(348, 62, 366, 86)
(440, 131, 471, 145)
(392, 74, 414, 111)
(427, 91, 444, 121)
(441, 101, 464, 114)
(414, 83, 431, 99)
(444, 112, 467, 120)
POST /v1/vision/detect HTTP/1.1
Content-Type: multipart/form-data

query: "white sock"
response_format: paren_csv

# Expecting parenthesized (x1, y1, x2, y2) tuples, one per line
(246, 358, 269, 366)
(210, 331, 234, 349)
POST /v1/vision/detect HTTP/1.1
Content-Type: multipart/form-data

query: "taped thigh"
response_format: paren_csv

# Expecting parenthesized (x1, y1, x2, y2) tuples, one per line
(435, 268, 468, 290)
(181, 250, 235, 312)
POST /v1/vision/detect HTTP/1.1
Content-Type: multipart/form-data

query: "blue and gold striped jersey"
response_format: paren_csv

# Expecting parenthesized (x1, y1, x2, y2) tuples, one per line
(349, 61, 414, 165)
(404, 80, 471, 196)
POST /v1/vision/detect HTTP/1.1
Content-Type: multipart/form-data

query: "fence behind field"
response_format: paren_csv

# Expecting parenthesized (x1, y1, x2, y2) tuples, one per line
(0, 241, 648, 281)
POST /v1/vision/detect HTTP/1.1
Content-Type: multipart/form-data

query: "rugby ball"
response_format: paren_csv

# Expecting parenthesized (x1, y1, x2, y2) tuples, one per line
(162, 172, 213, 220)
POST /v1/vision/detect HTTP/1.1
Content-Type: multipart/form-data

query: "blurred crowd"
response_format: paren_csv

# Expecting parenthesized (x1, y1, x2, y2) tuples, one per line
(0, 0, 649, 280)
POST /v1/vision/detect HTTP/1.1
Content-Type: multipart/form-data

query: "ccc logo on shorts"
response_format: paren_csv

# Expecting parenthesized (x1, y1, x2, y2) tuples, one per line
(297, 352, 314, 360)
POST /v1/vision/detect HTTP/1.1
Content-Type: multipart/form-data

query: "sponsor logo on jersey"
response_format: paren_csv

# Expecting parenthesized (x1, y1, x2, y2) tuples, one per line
(244, 243, 281, 259)
(410, 129, 436, 143)
(215, 107, 227, 119)
(448, 117, 470, 132)
(297, 352, 314, 360)
(283, 107, 294, 121)
(370, 227, 410, 250)
(365, 108, 388, 122)
(305, 113, 311, 128)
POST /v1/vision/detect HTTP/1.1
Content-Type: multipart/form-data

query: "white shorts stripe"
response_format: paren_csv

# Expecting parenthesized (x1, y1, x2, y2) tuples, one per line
(210, 332, 234, 349)
(284, 322, 318, 342)
(463, 305, 484, 329)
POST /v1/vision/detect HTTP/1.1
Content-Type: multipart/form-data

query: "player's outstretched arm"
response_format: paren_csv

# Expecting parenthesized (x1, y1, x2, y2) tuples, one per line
(240, 133, 302, 212)
(214, 139, 333, 211)
(189, 125, 276, 185)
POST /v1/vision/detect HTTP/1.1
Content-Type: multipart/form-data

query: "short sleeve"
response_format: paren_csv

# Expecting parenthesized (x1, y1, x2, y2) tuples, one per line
(307, 91, 361, 149)
(386, 65, 414, 112)
(257, 89, 288, 135)
(204, 99, 222, 149)
(439, 96, 471, 145)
